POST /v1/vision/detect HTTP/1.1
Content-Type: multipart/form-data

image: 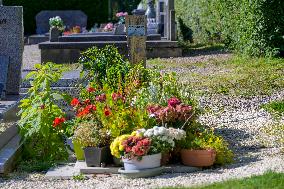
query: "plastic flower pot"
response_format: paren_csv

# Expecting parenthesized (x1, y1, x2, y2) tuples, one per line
(181, 149, 216, 167)
(83, 146, 111, 167)
(122, 153, 162, 170)
(73, 140, 85, 161)
(49, 27, 62, 42)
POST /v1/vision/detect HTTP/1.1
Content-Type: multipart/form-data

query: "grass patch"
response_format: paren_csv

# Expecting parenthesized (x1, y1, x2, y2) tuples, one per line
(262, 100, 284, 115)
(149, 56, 284, 96)
(162, 172, 284, 189)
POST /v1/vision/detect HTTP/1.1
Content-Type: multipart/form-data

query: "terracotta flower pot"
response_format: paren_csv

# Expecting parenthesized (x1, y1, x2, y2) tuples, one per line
(181, 149, 216, 167)
(161, 152, 171, 165)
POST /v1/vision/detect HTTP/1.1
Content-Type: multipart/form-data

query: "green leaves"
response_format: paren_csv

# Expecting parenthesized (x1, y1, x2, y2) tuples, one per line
(18, 62, 67, 161)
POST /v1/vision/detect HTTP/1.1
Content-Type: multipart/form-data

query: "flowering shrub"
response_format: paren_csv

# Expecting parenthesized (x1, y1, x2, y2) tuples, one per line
(49, 16, 64, 31)
(147, 97, 194, 129)
(116, 12, 128, 24)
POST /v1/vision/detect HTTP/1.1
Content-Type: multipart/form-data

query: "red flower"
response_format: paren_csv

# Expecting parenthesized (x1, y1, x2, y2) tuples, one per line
(167, 97, 181, 107)
(71, 98, 80, 106)
(40, 105, 45, 109)
(53, 117, 65, 128)
(96, 94, 106, 102)
(87, 87, 96, 93)
(87, 104, 97, 111)
(104, 107, 111, 116)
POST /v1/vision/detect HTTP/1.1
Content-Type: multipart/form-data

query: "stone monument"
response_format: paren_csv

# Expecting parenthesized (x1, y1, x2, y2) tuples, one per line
(0, 5, 24, 96)
(36, 10, 87, 34)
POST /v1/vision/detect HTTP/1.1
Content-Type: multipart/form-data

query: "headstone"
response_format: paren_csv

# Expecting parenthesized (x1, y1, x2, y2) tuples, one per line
(145, 0, 156, 19)
(167, 0, 176, 41)
(125, 15, 147, 67)
(0, 6, 24, 95)
(0, 56, 9, 98)
(35, 10, 87, 34)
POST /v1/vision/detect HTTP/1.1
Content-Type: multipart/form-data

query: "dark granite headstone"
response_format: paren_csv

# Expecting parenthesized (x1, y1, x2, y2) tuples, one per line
(0, 56, 9, 99)
(0, 6, 24, 95)
(36, 10, 87, 34)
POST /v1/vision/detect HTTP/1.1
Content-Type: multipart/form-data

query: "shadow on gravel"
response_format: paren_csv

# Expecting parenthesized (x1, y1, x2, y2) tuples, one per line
(183, 50, 231, 57)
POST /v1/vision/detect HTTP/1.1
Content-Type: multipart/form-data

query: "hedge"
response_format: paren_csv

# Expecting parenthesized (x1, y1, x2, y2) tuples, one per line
(3, 0, 140, 35)
(176, 0, 284, 57)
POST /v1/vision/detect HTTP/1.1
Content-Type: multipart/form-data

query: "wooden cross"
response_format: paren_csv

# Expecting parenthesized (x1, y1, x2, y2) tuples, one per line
(125, 15, 147, 67)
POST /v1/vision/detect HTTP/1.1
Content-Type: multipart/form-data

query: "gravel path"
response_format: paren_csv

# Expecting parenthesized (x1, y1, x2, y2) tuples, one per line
(2, 48, 282, 188)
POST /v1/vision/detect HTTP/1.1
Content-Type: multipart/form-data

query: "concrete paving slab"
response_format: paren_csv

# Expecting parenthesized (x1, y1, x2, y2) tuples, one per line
(75, 161, 120, 174)
(45, 163, 80, 180)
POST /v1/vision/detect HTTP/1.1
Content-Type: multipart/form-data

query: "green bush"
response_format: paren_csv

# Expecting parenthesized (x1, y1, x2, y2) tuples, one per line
(176, 0, 284, 57)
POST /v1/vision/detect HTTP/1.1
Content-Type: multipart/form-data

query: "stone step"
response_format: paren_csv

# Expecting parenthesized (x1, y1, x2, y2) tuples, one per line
(0, 135, 22, 174)
(0, 122, 18, 150)
(0, 95, 21, 122)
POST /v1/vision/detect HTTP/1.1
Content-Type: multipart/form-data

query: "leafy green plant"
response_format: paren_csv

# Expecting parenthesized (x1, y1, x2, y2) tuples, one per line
(79, 45, 130, 90)
(18, 63, 68, 161)
(73, 173, 86, 180)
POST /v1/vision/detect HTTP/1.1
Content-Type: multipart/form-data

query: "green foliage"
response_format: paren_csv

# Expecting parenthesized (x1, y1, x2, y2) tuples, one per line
(17, 159, 56, 172)
(261, 100, 284, 116)
(73, 173, 86, 181)
(178, 18, 193, 43)
(176, 0, 284, 56)
(79, 45, 130, 90)
(3, 0, 109, 34)
(162, 172, 284, 189)
(18, 63, 68, 161)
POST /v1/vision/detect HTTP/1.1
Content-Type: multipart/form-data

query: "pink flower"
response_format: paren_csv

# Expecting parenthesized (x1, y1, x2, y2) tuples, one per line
(167, 97, 181, 107)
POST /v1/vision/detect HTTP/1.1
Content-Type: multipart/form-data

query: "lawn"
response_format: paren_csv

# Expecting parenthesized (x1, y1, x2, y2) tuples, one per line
(148, 56, 284, 97)
(163, 172, 284, 189)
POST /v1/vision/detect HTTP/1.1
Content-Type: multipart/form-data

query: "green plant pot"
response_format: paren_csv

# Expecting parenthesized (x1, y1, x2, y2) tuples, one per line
(73, 140, 85, 161)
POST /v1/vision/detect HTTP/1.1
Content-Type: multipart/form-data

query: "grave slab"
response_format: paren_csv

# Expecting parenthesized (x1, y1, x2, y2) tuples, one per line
(0, 6, 24, 95)
(0, 56, 9, 98)
(36, 10, 87, 34)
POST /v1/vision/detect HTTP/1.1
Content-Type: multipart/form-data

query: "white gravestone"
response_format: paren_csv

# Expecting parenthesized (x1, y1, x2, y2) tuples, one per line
(0, 6, 24, 95)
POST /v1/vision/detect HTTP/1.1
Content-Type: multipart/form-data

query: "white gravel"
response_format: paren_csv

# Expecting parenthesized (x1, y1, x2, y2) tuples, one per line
(1, 49, 282, 189)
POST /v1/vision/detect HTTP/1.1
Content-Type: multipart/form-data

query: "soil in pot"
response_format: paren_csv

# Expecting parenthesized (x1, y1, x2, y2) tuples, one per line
(181, 149, 216, 167)
(84, 146, 111, 167)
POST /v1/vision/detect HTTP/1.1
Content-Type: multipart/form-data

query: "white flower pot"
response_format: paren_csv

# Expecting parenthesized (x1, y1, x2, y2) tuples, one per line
(122, 153, 162, 170)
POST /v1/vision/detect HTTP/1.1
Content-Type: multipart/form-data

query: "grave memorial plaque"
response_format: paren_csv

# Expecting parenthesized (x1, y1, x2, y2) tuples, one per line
(125, 15, 147, 67)
(0, 6, 24, 95)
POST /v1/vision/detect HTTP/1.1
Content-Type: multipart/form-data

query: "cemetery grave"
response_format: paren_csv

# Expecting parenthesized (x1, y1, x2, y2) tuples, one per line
(0, 0, 284, 188)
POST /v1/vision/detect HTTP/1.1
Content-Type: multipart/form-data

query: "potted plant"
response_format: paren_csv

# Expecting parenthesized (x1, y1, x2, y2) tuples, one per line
(114, 12, 128, 35)
(110, 126, 186, 170)
(73, 119, 111, 167)
(49, 16, 65, 42)
(180, 129, 228, 167)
